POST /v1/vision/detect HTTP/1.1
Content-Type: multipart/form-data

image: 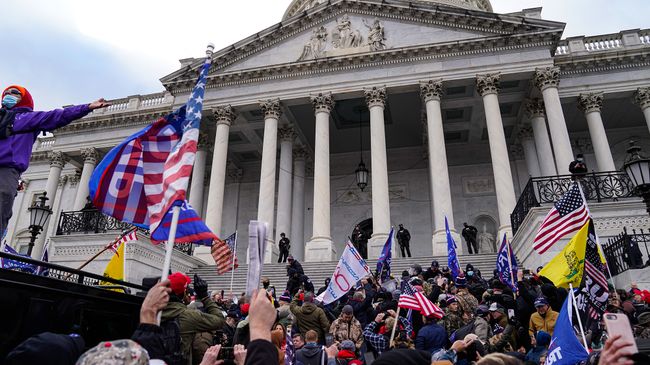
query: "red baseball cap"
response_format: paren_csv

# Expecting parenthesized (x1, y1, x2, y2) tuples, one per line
(168, 272, 191, 296)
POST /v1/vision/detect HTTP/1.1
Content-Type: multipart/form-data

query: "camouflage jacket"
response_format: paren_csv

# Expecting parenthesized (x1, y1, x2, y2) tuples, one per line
(456, 290, 479, 318)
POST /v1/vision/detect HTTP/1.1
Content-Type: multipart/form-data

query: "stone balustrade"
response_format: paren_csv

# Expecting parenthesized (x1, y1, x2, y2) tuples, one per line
(89, 91, 173, 116)
(555, 28, 650, 56)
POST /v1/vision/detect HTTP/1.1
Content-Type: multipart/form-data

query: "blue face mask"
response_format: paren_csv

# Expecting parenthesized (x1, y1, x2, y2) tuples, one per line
(2, 94, 19, 108)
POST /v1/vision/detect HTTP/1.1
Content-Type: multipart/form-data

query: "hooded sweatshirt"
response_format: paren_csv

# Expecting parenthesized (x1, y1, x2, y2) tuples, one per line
(1, 85, 91, 172)
(296, 342, 326, 365)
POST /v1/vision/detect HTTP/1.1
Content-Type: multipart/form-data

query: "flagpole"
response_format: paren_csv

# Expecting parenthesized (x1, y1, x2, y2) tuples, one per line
(569, 283, 589, 352)
(75, 227, 137, 272)
(388, 307, 401, 349)
(229, 231, 238, 297)
(157, 205, 181, 325)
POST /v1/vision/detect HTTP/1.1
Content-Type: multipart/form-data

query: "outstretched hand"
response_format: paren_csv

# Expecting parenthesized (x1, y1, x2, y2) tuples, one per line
(89, 98, 110, 110)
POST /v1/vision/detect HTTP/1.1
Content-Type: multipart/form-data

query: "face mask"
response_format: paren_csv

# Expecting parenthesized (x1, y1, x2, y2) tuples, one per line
(468, 271, 474, 277)
(2, 94, 19, 108)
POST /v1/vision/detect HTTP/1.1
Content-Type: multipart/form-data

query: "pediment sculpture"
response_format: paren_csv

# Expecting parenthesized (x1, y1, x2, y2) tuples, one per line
(298, 26, 328, 61)
(363, 18, 386, 51)
(332, 15, 363, 49)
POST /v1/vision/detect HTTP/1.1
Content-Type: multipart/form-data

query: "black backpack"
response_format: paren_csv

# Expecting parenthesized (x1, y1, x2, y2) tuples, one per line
(0, 108, 16, 140)
(160, 317, 187, 365)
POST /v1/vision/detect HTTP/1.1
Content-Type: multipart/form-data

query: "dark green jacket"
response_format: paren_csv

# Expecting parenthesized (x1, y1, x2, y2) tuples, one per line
(161, 298, 224, 365)
(290, 295, 330, 342)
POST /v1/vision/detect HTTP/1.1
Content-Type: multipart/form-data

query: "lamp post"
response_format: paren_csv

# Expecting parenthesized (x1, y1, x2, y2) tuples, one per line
(623, 141, 650, 215)
(355, 105, 369, 191)
(27, 192, 53, 256)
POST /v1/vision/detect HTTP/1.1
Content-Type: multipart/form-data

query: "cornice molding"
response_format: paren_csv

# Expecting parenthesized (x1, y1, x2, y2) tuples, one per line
(555, 51, 650, 76)
(55, 108, 171, 135)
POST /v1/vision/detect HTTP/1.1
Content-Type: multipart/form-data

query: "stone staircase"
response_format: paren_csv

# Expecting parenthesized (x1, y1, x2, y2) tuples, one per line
(190, 254, 498, 296)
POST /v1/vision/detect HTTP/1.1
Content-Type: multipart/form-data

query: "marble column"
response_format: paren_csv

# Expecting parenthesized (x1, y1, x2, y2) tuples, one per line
(578, 92, 616, 172)
(189, 132, 210, 216)
(306, 93, 336, 261)
(525, 99, 557, 176)
(635, 87, 650, 135)
(476, 74, 517, 240)
(290, 148, 308, 261)
(276, 126, 296, 244)
(420, 80, 459, 255)
(257, 99, 281, 263)
(205, 106, 235, 237)
(33, 151, 68, 258)
(534, 67, 574, 174)
(73, 148, 99, 210)
(517, 126, 541, 177)
(364, 87, 391, 258)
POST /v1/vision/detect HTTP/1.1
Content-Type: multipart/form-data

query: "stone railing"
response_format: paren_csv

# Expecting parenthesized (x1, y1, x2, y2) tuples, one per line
(89, 91, 174, 117)
(555, 28, 650, 57)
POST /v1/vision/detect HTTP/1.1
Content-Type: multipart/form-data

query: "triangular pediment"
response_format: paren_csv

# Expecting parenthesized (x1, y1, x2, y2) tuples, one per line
(161, 0, 564, 90)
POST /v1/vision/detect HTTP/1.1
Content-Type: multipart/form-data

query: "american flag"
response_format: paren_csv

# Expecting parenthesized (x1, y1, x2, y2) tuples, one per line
(107, 231, 138, 257)
(398, 282, 444, 319)
(533, 183, 590, 254)
(575, 219, 609, 327)
(284, 325, 295, 365)
(212, 231, 238, 274)
(90, 56, 218, 246)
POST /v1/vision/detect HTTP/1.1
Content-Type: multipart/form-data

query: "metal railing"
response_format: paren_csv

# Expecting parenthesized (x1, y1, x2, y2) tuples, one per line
(511, 171, 636, 235)
(0, 250, 145, 294)
(56, 209, 194, 255)
(603, 227, 650, 276)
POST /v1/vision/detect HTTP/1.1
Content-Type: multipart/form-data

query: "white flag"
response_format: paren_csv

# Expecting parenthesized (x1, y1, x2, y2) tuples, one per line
(317, 241, 371, 305)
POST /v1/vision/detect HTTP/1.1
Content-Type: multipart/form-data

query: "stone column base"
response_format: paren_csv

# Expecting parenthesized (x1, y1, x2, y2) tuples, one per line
(432, 229, 461, 256)
(368, 233, 389, 259)
(305, 237, 336, 262)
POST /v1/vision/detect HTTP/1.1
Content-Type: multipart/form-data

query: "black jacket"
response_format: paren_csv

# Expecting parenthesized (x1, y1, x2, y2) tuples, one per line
(244, 339, 279, 365)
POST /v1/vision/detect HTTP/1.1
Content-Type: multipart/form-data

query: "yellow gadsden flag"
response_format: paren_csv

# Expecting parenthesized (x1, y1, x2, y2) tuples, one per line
(538, 221, 589, 289)
(100, 241, 125, 287)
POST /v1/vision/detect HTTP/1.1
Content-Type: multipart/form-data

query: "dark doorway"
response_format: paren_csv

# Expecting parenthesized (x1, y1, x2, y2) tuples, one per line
(350, 218, 373, 240)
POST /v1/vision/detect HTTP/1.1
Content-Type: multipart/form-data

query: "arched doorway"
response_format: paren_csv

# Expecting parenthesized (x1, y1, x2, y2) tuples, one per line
(350, 218, 372, 259)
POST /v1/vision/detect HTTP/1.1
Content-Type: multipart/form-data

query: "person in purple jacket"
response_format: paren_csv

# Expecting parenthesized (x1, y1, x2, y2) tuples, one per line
(0, 84, 110, 238)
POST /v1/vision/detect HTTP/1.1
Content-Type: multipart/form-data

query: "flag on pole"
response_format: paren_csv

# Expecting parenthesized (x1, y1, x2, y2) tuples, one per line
(213, 231, 239, 275)
(574, 219, 609, 330)
(544, 295, 588, 365)
(1, 244, 36, 273)
(284, 326, 295, 365)
(538, 221, 589, 289)
(317, 241, 371, 305)
(445, 216, 461, 280)
(398, 282, 444, 319)
(108, 230, 138, 257)
(495, 234, 518, 292)
(89, 57, 217, 246)
(376, 227, 394, 282)
(534, 183, 590, 254)
(36, 240, 50, 276)
(100, 240, 125, 289)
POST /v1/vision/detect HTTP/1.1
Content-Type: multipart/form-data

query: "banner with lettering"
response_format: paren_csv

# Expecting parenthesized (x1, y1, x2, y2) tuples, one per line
(317, 241, 371, 305)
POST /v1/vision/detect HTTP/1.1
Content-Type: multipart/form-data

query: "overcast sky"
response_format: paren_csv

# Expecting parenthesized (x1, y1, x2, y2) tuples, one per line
(2, 0, 646, 110)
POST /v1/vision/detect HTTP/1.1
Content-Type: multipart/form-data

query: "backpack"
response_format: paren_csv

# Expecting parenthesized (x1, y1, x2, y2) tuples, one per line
(160, 317, 187, 365)
(451, 320, 476, 342)
(0, 108, 16, 140)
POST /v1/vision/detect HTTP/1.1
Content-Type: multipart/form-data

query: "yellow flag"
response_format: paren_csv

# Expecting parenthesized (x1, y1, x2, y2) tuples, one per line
(100, 241, 124, 287)
(538, 221, 589, 288)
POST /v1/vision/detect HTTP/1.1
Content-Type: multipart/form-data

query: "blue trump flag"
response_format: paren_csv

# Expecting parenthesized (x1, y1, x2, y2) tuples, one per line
(1, 244, 36, 274)
(377, 227, 394, 282)
(496, 234, 518, 292)
(545, 294, 588, 365)
(446, 217, 461, 279)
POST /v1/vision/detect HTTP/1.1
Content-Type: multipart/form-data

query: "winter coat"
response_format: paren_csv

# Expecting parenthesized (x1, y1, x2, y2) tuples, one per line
(161, 298, 225, 365)
(0, 104, 91, 172)
(472, 316, 492, 344)
(415, 322, 446, 354)
(329, 317, 363, 349)
(456, 290, 479, 317)
(296, 342, 327, 365)
(529, 309, 559, 336)
(290, 296, 330, 342)
(277, 304, 295, 328)
(443, 309, 464, 337)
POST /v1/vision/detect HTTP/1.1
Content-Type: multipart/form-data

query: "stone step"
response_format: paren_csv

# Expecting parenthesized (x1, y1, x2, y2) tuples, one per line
(190, 254, 499, 296)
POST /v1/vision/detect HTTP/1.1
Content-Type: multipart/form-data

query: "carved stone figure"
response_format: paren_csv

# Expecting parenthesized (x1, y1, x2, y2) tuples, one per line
(364, 18, 386, 51)
(332, 15, 363, 49)
(477, 223, 496, 253)
(298, 26, 328, 61)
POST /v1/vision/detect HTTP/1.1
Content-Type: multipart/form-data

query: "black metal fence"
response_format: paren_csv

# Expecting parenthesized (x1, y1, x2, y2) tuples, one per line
(56, 209, 194, 255)
(603, 227, 650, 276)
(511, 171, 636, 234)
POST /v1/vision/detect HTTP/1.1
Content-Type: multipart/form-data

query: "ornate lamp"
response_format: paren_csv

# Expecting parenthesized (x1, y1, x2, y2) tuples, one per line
(27, 192, 53, 256)
(355, 106, 369, 191)
(623, 141, 650, 215)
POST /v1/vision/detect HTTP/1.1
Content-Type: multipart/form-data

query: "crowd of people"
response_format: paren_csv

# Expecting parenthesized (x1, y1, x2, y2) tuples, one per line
(6, 256, 650, 365)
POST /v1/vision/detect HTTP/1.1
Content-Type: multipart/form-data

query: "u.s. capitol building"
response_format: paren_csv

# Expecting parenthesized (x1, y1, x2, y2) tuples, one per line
(7, 0, 650, 286)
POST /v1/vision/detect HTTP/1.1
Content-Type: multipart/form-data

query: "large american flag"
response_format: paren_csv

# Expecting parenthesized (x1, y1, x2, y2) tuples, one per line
(575, 219, 609, 327)
(398, 282, 444, 319)
(90, 57, 218, 245)
(212, 231, 238, 274)
(533, 183, 590, 254)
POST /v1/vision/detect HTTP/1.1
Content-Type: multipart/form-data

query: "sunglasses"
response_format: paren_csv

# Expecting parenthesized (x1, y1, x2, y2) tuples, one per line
(3, 88, 21, 96)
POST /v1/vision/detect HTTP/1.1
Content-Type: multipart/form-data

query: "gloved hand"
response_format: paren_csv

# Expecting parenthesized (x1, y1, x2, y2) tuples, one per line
(194, 274, 209, 299)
